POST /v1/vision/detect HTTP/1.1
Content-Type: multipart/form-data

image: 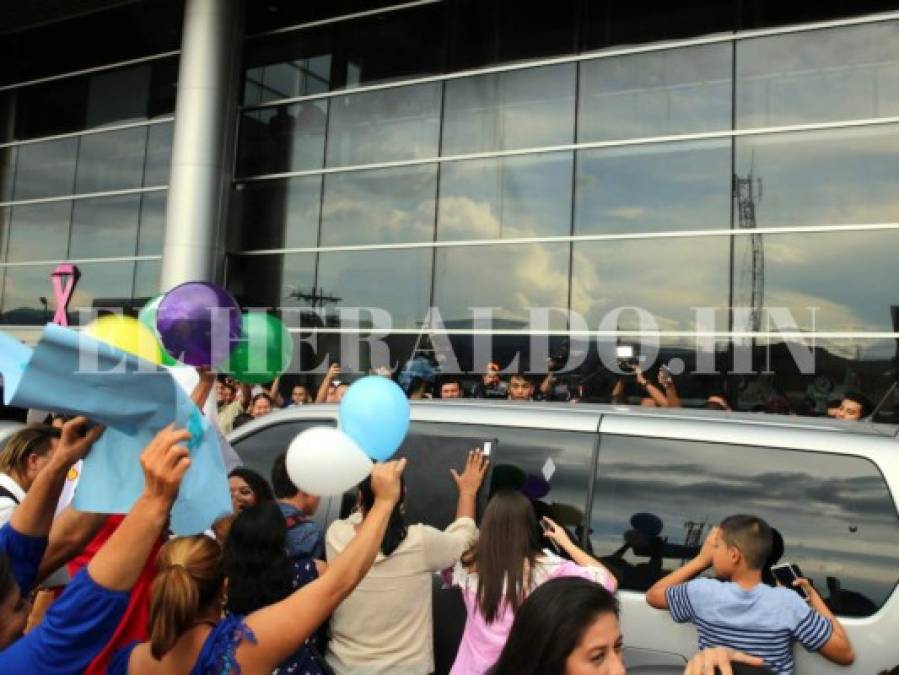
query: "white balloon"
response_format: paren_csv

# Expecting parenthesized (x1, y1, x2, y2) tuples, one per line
(286, 426, 372, 496)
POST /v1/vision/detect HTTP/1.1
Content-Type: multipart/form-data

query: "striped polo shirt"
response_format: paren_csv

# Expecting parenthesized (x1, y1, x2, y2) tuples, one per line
(667, 578, 832, 675)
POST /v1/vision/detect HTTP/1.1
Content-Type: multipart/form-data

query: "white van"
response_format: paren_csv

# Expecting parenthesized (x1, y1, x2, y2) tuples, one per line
(230, 400, 899, 674)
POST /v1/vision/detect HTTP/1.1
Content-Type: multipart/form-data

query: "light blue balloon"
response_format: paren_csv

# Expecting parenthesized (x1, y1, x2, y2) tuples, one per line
(339, 376, 410, 461)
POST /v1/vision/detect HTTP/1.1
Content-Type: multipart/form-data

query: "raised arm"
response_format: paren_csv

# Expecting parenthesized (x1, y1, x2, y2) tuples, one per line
(659, 369, 682, 408)
(315, 363, 340, 403)
(36, 508, 107, 583)
(646, 526, 718, 609)
(795, 577, 855, 666)
(9, 417, 102, 538)
(86, 426, 192, 591)
(450, 448, 488, 521)
(190, 368, 216, 409)
(238, 459, 407, 672)
(542, 517, 616, 581)
(265, 376, 284, 407)
(636, 367, 668, 407)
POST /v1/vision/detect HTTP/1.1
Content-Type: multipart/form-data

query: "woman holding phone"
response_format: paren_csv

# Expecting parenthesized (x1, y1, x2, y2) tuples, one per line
(445, 490, 617, 675)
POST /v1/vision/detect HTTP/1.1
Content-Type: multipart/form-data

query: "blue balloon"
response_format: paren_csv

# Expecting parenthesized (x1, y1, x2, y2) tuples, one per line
(339, 376, 410, 461)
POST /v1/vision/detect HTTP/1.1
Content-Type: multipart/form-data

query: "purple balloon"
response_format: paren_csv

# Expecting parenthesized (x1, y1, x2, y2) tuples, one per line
(156, 282, 242, 367)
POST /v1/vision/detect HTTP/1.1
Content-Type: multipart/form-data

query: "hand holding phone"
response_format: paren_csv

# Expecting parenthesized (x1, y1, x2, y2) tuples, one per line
(771, 563, 811, 601)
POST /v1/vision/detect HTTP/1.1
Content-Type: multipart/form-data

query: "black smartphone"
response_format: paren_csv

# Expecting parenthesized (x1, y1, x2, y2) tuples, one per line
(771, 562, 810, 601)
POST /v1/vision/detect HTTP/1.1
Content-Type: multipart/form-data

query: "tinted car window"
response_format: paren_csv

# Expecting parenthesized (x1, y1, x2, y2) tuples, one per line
(590, 434, 899, 616)
(232, 418, 335, 482)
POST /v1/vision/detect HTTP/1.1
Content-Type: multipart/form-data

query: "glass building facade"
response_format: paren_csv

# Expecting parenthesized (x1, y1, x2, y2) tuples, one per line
(4, 0, 899, 414)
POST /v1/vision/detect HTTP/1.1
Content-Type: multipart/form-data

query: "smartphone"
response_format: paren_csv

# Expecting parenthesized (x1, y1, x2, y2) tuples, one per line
(481, 439, 497, 457)
(771, 563, 810, 601)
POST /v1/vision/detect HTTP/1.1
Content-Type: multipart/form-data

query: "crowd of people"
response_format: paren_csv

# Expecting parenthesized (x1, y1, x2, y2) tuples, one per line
(215, 359, 878, 435)
(0, 363, 891, 674)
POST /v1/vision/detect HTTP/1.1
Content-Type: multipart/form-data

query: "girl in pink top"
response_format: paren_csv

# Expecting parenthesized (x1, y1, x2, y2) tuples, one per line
(445, 491, 617, 675)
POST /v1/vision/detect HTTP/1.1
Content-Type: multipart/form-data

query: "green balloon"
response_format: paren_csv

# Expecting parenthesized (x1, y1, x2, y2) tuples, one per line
(221, 313, 293, 385)
(137, 294, 178, 366)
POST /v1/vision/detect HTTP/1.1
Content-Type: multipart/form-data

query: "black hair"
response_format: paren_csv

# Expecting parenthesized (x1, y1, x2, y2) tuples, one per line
(358, 473, 407, 556)
(222, 501, 293, 615)
(488, 577, 620, 675)
(843, 391, 874, 418)
(719, 514, 773, 570)
(270, 452, 299, 499)
(228, 467, 275, 504)
(232, 413, 254, 430)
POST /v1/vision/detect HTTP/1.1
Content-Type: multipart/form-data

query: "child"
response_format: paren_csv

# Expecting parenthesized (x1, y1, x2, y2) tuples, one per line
(645, 514, 853, 675)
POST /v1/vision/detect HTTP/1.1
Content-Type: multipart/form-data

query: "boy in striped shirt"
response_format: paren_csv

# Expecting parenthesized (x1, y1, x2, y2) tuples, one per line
(646, 514, 854, 675)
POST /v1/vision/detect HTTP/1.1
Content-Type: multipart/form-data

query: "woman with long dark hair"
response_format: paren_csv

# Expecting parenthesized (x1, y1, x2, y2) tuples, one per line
(488, 576, 623, 675)
(447, 490, 617, 674)
(223, 501, 328, 674)
(325, 450, 488, 674)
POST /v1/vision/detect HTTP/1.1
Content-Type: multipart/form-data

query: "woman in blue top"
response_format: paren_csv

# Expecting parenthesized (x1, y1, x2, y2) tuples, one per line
(0, 422, 191, 675)
(109, 458, 407, 675)
(222, 500, 328, 674)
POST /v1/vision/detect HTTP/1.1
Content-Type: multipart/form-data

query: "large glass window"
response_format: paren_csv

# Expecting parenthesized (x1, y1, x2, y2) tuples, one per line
(442, 64, 576, 156)
(69, 195, 141, 259)
(734, 125, 899, 228)
(575, 139, 731, 235)
(590, 434, 899, 616)
(0, 264, 54, 324)
(68, 261, 136, 323)
(578, 44, 732, 142)
(137, 191, 166, 256)
(316, 248, 432, 329)
(7, 58, 178, 142)
(733, 229, 899, 333)
(13, 138, 78, 200)
(237, 101, 328, 176)
(143, 123, 174, 187)
(227, 253, 318, 311)
(320, 164, 437, 246)
(0, 147, 15, 202)
(437, 153, 573, 241)
(133, 260, 162, 304)
(74, 127, 147, 194)
(737, 21, 899, 129)
(326, 84, 441, 167)
(433, 242, 571, 329)
(231, 177, 322, 251)
(571, 236, 732, 332)
(7, 202, 70, 262)
(242, 3, 445, 102)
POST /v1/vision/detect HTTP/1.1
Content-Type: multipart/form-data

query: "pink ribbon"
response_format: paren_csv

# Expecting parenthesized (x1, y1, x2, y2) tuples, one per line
(50, 264, 80, 327)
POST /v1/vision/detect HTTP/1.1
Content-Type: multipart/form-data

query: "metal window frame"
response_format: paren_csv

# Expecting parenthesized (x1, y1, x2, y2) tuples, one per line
(0, 50, 180, 94)
(0, 254, 163, 268)
(233, 114, 899, 183)
(229, 222, 899, 257)
(0, 185, 167, 209)
(245, 0, 446, 40)
(240, 9, 899, 113)
(0, 117, 175, 150)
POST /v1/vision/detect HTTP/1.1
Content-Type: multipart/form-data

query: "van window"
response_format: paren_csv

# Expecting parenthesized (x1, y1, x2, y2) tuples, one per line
(589, 434, 899, 616)
(394, 422, 597, 538)
(232, 419, 336, 480)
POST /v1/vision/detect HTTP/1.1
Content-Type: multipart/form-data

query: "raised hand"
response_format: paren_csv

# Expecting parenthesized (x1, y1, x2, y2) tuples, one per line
(683, 646, 764, 675)
(370, 458, 407, 507)
(139, 425, 192, 506)
(450, 448, 489, 496)
(55, 416, 104, 467)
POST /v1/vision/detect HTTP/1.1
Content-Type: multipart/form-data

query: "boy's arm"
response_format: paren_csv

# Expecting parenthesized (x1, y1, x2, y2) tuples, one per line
(794, 578, 855, 666)
(646, 526, 719, 609)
